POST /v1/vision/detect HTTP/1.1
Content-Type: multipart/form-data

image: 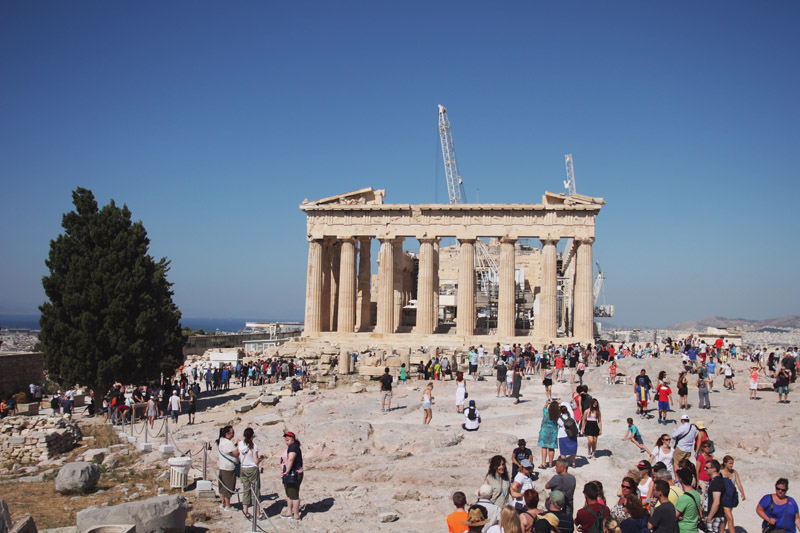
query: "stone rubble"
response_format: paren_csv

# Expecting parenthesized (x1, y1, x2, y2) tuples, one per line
(0, 416, 82, 465)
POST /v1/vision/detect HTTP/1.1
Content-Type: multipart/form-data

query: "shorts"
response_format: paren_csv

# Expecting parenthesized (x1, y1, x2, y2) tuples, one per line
(749, 381, 758, 390)
(469, 364, 477, 373)
(639, 400, 648, 408)
(382, 391, 392, 401)
(543, 378, 552, 387)
(422, 402, 431, 410)
(776, 385, 789, 395)
(283, 472, 304, 500)
(658, 401, 670, 411)
(498, 379, 506, 386)
(634, 434, 644, 445)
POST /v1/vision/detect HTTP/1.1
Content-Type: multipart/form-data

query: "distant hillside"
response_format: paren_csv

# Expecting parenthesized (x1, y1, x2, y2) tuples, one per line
(666, 315, 800, 331)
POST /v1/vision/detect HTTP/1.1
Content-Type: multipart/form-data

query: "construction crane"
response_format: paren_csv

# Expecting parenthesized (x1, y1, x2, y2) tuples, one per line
(437, 105, 466, 204)
(564, 154, 577, 196)
(437, 105, 499, 299)
(593, 261, 614, 317)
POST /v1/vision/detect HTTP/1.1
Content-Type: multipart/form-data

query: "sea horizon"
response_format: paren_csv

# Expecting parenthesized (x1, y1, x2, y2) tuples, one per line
(0, 313, 303, 333)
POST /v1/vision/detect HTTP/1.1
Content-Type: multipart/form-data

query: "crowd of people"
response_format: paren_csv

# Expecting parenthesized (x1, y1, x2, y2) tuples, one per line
(442, 339, 799, 533)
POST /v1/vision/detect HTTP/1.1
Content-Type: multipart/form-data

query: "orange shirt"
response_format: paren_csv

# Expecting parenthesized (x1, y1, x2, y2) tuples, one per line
(447, 510, 468, 533)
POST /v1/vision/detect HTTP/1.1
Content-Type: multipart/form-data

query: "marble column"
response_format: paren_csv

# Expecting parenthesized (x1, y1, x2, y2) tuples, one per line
(376, 238, 395, 334)
(573, 236, 595, 341)
(337, 238, 357, 333)
(357, 237, 372, 331)
(498, 237, 517, 338)
(432, 239, 440, 332)
(304, 239, 323, 335)
(538, 237, 559, 341)
(329, 241, 341, 331)
(457, 239, 476, 336)
(320, 240, 332, 332)
(339, 347, 351, 375)
(416, 238, 436, 335)
(392, 238, 404, 331)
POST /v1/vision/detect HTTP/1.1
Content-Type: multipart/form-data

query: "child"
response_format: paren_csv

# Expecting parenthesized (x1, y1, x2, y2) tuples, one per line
(635, 377, 650, 418)
(622, 418, 648, 453)
(400, 363, 407, 385)
(446, 491, 468, 533)
(749, 365, 759, 400)
(609, 361, 618, 384)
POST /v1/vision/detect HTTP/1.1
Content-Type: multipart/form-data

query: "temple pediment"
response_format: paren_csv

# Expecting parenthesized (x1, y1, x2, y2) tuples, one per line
(302, 187, 385, 207)
(542, 191, 605, 206)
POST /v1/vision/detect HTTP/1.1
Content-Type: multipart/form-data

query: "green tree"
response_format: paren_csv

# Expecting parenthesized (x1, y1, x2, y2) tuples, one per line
(39, 188, 184, 407)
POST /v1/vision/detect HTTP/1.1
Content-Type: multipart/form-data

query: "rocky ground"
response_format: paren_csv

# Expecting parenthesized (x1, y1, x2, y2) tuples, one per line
(158, 353, 797, 532)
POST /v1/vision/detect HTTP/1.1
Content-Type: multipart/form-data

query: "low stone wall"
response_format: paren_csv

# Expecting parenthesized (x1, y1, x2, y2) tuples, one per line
(0, 416, 82, 464)
(0, 352, 44, 396)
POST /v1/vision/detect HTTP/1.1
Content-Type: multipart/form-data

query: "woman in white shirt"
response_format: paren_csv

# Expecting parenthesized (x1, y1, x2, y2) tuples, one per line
(238, 427, 264, 520)
(648, 434, 674, 474)
(216, 425, 240, 512)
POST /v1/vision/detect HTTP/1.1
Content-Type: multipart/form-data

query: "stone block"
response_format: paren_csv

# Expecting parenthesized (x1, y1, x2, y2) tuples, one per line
(385, 356, 402, 367)
(259, 395, 279, 406)
(102, 456, 119, 468)
(126, 437, 137, 444)
(55, 462, 101, 493)
(234, 404, 251, 414)
(159, 445, 174, 455)
(253, 414, 282, 426)
(76, 495, 188, 533)
(8, 436, 25, 445)
(16, 403, 39, 416)
(137, 443, 153, 451)
(195, 480, 213, 492)
(85, 526, 135, 533)
(83, 449, 106, 464)
(350, 382, 366, 394)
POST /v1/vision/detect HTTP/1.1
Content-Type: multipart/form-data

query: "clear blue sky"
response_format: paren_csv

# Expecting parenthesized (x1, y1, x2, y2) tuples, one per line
(1, 1, 798, 328)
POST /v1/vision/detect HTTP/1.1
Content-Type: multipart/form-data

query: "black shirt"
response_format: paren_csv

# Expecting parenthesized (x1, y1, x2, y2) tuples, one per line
(707, 475, 726, 518)
(287, 441, 303, 471)
(496, 364, 508, 381)
(379, 373, 392, 391)
(649, 501, 676, 533)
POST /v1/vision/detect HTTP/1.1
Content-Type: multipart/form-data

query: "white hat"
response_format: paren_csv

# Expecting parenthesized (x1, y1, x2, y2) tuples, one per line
(680, 413, 690, 420)
(478, 484, 493, 498)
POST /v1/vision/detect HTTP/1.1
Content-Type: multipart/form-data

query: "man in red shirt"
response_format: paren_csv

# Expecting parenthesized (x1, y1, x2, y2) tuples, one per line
(575, 482, 610, 532)
(655, 382, 673, 425)
(446, 491, 469, 533)
(715, 337, 724, 358)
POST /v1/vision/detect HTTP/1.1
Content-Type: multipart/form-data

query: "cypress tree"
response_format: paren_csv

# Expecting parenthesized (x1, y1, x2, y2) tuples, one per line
(39, 188, 184, 407)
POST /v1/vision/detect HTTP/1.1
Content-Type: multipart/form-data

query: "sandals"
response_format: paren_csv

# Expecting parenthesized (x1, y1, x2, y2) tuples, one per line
(243, 513, 253, 520)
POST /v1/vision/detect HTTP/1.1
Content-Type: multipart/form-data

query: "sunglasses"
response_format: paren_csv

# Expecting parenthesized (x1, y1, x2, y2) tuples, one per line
(776, 487, 787, 492)
(621, 485, 632, 489)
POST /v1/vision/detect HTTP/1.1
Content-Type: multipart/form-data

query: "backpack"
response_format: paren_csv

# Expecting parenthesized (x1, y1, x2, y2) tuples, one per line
(467, 406, 477, 421)
(564, 416, 579, 439)
(584, 505, 608, 533)
(721, 476, 739, 508)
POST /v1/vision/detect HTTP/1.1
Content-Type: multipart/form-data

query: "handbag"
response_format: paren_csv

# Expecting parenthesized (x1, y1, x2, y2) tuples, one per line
(282, 469, 298, 484)
(762, 498, 787, 533)
(219, 448, 241, 477)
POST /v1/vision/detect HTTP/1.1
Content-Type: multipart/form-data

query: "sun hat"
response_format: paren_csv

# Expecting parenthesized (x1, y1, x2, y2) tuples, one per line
(695, 421, 706, 430)
(462, 505, 489, 527)
(540, 513, 560, 529)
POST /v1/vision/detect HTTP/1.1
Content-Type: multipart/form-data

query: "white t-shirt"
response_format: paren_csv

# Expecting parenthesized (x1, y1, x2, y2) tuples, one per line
(168, 395, 181, 411)
(218, 438, 238, 471)
(512, 472, 535, 506)
(237, 441, 259, 468)
(463, 408, 481, 430)
(650, 446, 674, 473)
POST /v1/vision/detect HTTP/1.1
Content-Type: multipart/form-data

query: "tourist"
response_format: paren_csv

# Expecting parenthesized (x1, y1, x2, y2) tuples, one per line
(511, 364, 523, 404)
(519, 489, 542, 533)
(612, 476, 637, 523)
(654, 379, 673, 425)
(487, 505, 523, 533)
(619, 493, 648, 533)
(647, 480, 676, 533)
(484, 455, 511, 507)
(510, 459, 536, 512)
(677, 372, 689, 409)
(557, 404, 578, 468)
(538, 401, 560, 469)
(542, 357, 554, 402)
(580, 399, 602, 459)
(636, 461, 654, 502)
(756, 478, 800, 533)
(720, 456, 744, 533)
(674, 468, 702, 533)
(496, 358, 509, 397)
(546, 490, 574, 533)
(469, 348, 479, 380)
(722, 362, 734, 390)
(216, 425, 240, 512)
(379, 367, 393, 413)
(749, 365, 760, 400)
(447, 491, 469, 533)
(187, 386, 197, 425)
(648, 435, 674, 475)
(671, 414, 698, 470)
(609, 361, 618, 385)
(622, 418, 648, 453)
(463, 399, 481, 432)
(635, 370, 651, 417)
(697, 370, 711, 410)
(146, 394, 157, 429)
(696, 441, 714, 493)
(512, 439, 534, 480)
(476, 483, 503, 530)
(775, 365, 792, 403)
(280, 431, 304, 521)
(421, 382, 434, 424)
(545, 458, 577, 517)
(168, 390, 181, 423)
(455, 371, 468, 413)
(400, 362, 407, 386)
(238, 427, 265, 520)
(463, 504, 491, 533)
(704, 460, 725, 533)
(575, 482, 610, 533)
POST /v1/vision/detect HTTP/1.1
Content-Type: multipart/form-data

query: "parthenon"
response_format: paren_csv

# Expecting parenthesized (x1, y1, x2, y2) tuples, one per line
(300, 187, 604, 346)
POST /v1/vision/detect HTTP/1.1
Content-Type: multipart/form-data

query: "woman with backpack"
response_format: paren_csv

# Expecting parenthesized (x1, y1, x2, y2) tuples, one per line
(557, 403, 579, 468)
(720, 455, 745, 533)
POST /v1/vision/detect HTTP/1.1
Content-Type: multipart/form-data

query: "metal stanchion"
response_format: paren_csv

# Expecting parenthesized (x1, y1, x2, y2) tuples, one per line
(130, 408, 134, 436)
(164, 417, 169, 446)
(144, 420, 149, 443)
(202, 442, 207, 480)
(251, 486, 258, 532)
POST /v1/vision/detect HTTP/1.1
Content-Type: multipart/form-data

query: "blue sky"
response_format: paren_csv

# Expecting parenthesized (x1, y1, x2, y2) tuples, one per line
(1, 1, 798, 328)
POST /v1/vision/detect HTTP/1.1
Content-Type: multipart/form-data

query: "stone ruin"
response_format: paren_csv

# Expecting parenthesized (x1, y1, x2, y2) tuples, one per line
(0, 415, 82, 465)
